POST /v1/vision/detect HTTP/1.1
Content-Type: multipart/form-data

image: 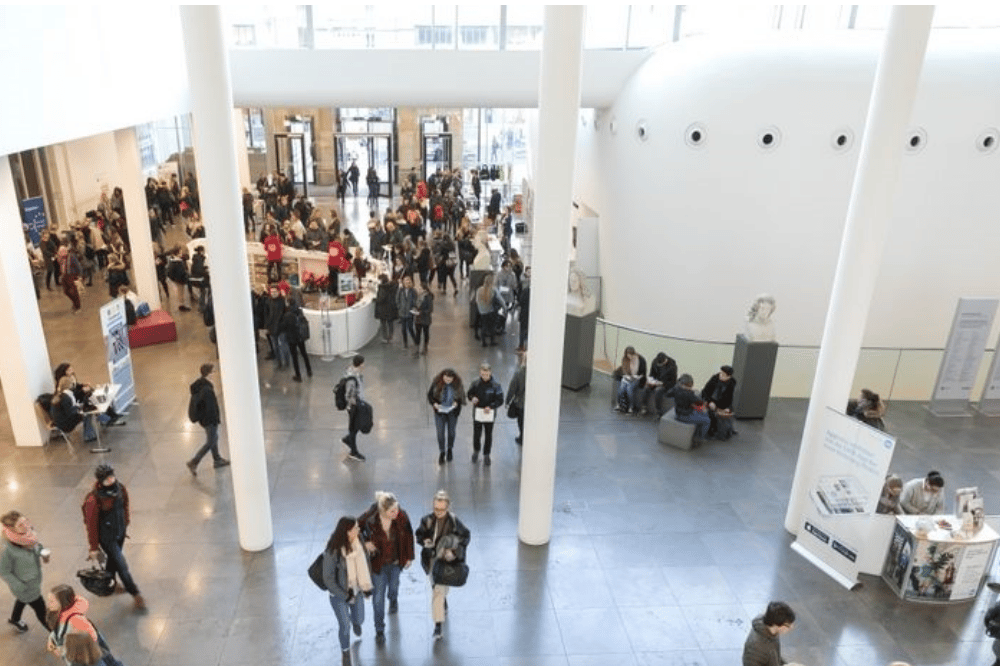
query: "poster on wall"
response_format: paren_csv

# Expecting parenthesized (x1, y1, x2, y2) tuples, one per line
(976, 328, 1000, 415)
(790, 407, 896, 589)
(21, 197, 47, 246)
(929, 297, 998, 416)
(99, 297, 136, 413)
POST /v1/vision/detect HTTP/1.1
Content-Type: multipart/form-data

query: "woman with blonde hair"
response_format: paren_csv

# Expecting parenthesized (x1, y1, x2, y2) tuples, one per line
(357, 492, 414, 644)
(475, 273, 501, 347)
(415, 490, 471, 641)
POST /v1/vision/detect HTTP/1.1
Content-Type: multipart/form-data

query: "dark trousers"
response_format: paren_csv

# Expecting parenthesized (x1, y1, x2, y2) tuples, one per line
(414, 323, 430, 347)
(344, 407, 361, 454)
(434, 411, 458, 453)
(327, 267, 340, 296)
(62, 276, 81, 311)
(400, 316, 415, 347)
(191, 423, 220, 465)
(437, 265, 457, 291)
(101, 536, 140, 596)
(473, 420, 495, 455)
(289, 340, 312, 379)
(10, 596, 47, 627)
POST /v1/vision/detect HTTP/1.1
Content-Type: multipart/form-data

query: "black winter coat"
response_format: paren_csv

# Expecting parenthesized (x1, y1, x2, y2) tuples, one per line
(189, 377, 220, 426)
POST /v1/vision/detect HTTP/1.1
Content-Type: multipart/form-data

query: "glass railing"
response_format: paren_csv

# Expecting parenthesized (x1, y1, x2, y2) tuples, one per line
(595, 319, 995, 402)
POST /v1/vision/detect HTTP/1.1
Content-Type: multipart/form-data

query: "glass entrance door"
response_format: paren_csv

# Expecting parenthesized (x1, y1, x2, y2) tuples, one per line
(274, 132, 308, 197)
(334, 133, 393, 204)
(422, 133, 452, 181)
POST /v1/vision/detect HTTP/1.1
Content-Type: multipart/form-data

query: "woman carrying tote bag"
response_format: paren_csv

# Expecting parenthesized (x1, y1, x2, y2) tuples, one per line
(414, 490, 471, 641)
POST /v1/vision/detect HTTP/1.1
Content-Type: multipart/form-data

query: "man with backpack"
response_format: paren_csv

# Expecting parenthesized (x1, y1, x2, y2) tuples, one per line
(336, 355, 369, 462)
(82, 464, 145, 611)
(186, 364, 230, 475)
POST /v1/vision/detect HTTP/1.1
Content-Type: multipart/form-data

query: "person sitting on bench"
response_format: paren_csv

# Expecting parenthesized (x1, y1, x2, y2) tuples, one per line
(667, 374, 711, 442)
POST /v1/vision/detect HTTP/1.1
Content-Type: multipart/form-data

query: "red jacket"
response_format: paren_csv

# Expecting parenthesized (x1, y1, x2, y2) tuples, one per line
(264, 234, 283, 262)
(82, 482, 130, 551)
(327, 241, 350, 271)
(358, 503, 414, 574)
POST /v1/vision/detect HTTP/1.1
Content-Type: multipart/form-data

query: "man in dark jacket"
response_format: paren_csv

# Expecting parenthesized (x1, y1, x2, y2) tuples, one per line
(701, 365, 737, 439)
(466, 363, 504, 466)
(742, 600, 795, 666)
(186, 364, 229, 475)
(82, 464, 145, 610)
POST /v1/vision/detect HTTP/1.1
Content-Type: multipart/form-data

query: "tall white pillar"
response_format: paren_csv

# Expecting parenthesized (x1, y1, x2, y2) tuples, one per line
(0, 157, 53, 447)
(785, 7, 934, 532)
(180, 6, 273, 551)
(113, 128, 161, 310)
(233, 110, 252, 191)
(517, 6, 585, 545)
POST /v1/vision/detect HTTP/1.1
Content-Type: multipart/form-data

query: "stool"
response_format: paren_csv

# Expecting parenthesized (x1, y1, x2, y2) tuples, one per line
(657, 409, 697, 450)
(128, 309, 177, 348)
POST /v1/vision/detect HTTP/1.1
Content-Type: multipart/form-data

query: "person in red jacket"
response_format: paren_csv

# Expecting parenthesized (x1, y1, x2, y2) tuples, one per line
(82, 465, 144, 610)
(327, 235, 350, 296)
(263, 225, 283, 282)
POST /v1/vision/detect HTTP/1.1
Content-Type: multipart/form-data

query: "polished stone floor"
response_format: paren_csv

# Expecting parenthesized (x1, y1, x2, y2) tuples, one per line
(2, 196, 999, 666)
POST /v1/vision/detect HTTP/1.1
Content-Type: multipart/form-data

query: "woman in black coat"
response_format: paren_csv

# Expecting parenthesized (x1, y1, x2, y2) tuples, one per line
(374, 275, 398, 344)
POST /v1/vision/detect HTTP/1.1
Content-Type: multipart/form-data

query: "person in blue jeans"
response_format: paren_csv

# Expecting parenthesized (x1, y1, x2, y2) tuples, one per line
(322, 516, 373, 666)
(667, 374, 712, 441)
(358, 492, 414, 644)
(427, 369, 467, 465)
(186, 363, 230, 475)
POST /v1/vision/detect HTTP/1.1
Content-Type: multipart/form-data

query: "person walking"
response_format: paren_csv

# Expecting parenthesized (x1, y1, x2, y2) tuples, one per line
(82, 465, 145, 610)
(396, 275, 418, 350)
(358, 492, 414, 644)
(0, 511, 48, 632)
(467, 363, 504, 466)
(742, 600, 797, 666)
(280, 290, 312, 382)
(374, 274, 398, 344)
(186, 363, 230, 475)
(341, 355, 368, 462)
(506, 348, 527, 445)
(45, 584, 114, 666)
(415, 490, 471, 641)
(427, 369, 466, 465)
(57, 246, 82, 314)
(323, 517, 373, 666)
(412, 282, 434, 356)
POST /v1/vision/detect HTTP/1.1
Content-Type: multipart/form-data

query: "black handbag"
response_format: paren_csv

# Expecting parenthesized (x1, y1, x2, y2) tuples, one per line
(507, 403, 521, 419)
(307, 552, 327, 591)
(77, 566, 116, 597)
(431, 559, 469, 587)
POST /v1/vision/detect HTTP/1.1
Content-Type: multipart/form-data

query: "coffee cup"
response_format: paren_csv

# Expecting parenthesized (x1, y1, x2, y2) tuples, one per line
(39, 548, 51, 563)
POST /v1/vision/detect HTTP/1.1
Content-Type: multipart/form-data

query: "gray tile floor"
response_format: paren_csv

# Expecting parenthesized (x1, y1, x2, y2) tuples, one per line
(2, 196, 999, 666)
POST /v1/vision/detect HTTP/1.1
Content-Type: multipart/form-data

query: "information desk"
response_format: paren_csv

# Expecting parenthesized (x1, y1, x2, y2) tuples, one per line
(302, 295, 378, 358)
(881, 514, 998, 603)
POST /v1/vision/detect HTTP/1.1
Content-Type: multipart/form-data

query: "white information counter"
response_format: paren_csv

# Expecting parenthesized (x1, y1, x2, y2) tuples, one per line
(881, 514, 999, 603)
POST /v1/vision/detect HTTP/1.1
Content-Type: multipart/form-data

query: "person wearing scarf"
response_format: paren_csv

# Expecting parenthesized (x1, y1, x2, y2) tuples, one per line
(322, 517, 373, 666)
(1, 511, 48, 631)
(414, 490, 471, 641)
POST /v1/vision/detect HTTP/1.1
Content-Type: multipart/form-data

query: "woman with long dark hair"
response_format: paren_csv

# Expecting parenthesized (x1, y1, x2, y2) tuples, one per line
(323, 517, 372, 666)
(427, 369, 466, 465)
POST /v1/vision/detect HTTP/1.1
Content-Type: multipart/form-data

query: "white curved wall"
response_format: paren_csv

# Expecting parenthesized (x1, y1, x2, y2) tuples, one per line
(581, 31, 1000, 354)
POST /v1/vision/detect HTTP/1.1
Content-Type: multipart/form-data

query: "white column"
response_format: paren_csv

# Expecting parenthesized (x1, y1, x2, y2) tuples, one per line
(233, 110, 252, 191)
(785, 7, 934, 532)
(517, 6, 585, 545)
(114, 128, 160, 310)
(180, 6, 273, 551)
(0, 157, 53, 447)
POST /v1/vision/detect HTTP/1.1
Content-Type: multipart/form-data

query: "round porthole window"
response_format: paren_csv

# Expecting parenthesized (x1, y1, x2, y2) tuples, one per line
(905, 127, 927, 153)
(757, 126, 781, 150)
(685, 123, 706, 148)
(976, 128, 999, 154)
(831, 127, 854, 152)
(636, 120, 649, 142)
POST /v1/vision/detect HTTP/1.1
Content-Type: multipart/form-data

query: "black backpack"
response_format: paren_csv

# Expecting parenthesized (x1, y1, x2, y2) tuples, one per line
(295, 308, 310, 341)
(334, 376, 355, 411)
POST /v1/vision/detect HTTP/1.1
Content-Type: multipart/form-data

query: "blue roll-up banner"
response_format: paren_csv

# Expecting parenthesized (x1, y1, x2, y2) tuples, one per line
(21, 197, 47, 246)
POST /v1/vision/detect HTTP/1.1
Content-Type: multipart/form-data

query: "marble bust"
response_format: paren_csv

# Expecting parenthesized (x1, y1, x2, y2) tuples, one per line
(566, 265, 597, 316)
(744, 293, 777, 342)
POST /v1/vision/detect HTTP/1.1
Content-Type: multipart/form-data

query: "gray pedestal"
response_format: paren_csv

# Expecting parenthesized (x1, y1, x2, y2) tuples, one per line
(732, 334, 778, 419)
(562, 312, 596, 390)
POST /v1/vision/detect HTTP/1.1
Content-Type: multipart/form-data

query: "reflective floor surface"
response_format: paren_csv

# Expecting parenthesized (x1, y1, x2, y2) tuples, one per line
(1, 194, 999, 666)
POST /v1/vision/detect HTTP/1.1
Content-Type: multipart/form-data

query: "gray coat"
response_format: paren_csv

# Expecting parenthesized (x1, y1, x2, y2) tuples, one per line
(0, 537, 43, 603)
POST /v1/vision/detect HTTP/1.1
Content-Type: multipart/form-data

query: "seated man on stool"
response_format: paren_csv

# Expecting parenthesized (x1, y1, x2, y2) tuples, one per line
(701, 365, 737, 440)
(667, 374, 711, 442)
(641, 352, 678, 416)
